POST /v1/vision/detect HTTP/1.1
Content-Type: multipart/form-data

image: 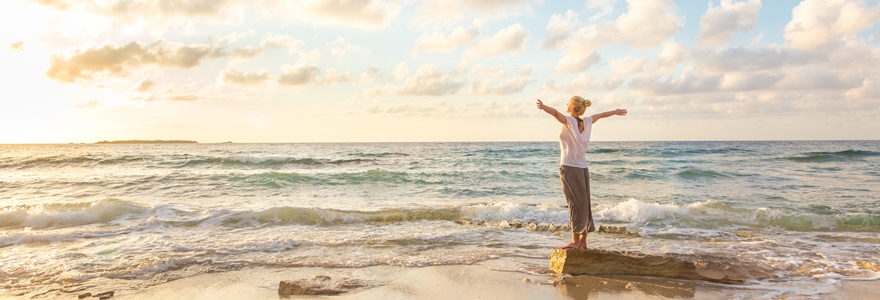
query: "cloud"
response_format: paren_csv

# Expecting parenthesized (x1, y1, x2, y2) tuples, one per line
(393, 63, 408, 81)
(133, 78, 155, 92)
(784, 0, 880, 51)
(554, 0, 683, 74)
(278, 65, 321, 86)
(29, 0, 72, 9)
(847, 77, 880, 100)
(775, 68, 861, 91)
(365, 101, 462, 116)
(46, 40, 226, 83)
(232, 33, 303, 59)
(321, 68, 352, 85)
(285, 0, 402, 29)
(328, 37, 368, 57)
(467, 77, 533, 95)
(398, 64, 463, 96)
(416, 0, 530, 24)
(358, 66, 383, 84)
(544, 11, 576, 49)
(553, 51, 601, 75)
(413, 26, 480, 53)
(628, 69, 722, 96)
(9, 41, 24, 51)
(542, 74, 624, 94)
(106, 0, 246, 18)
(31, 0, 250, 20)
(611, 0, 684, 49)
(610, 56, 648, 77)
(698, 0, 762, 46)
(691, 46, 815, 74)
(221, 68, 270, 86)
(654, 41, 689, 73)
(466, 24, 528, 58)
(74, 99, 98, 109)
(461, 64, 534, 95)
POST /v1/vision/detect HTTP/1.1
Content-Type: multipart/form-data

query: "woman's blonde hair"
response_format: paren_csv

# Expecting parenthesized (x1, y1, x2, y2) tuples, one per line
(566, 95, 592, 116)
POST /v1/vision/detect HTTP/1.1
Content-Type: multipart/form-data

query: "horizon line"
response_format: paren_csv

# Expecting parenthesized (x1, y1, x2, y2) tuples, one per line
(1, 139, 879, 145)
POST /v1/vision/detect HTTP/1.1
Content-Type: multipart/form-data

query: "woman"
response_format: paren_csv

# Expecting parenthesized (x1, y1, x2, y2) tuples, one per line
(536, 96, 627, 249)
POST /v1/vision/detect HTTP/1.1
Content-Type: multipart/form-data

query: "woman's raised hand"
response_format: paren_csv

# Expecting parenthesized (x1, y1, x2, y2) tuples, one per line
(536, 99, 545, 110)
(615, 109, 628, 116)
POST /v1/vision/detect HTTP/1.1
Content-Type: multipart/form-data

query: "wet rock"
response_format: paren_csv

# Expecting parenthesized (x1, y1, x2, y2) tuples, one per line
(732, 231, 753, 238)
(77, 292, 91, 299)
(279, 276, 371, 296)
(94, 291, 114, 299)
(597, 225, 640, 237)
(550, 248, 768, 284)
(857, 261, 879, 272)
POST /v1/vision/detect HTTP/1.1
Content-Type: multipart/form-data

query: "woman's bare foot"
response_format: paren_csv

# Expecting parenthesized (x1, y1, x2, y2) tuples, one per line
(578, 242, 587, 249)
(560, 242, 579, 249)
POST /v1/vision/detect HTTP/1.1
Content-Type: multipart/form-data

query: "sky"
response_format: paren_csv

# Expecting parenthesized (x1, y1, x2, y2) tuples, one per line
(1, 0, 879, 143)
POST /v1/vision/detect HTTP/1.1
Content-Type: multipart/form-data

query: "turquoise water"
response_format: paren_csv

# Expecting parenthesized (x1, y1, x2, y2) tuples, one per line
(1, 141, 879, 297)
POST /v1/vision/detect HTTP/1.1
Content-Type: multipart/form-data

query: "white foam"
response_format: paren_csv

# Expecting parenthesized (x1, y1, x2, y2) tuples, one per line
(0, 200, 145, 229)
(225, 155, 292, 163)
(461, 202, 569, 224)
(594, 198, 696, 223)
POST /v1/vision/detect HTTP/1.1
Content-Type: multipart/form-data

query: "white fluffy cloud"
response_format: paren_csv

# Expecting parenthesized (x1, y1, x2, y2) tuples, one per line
(698, 0, 762, 46)
(321, 68, 352, 85)
(554, 0, 683, 74)
(31, 0, 400, 30)
(784, 0, 880, 51)
(46, 40, 226, 82)
(463, 65, 533, 95)
(416, 0, 530, 24)
(466, 24, 528, 58)
(279, 0, 402, 30)
(221, 68, 270, 86)
(544, 11, 576, 49)
(610, 56, 648, 77)
(612, 0, 684, 49)
(398, 64, 463, 96)
(278, 65, 321, 86)
(413, 26, 480, 53)
(553, 51, 601, 75)
(233, 33, 303, 59)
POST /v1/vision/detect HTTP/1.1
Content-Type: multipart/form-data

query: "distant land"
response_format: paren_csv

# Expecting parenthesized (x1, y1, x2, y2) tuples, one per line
(95, 140, 198, 144)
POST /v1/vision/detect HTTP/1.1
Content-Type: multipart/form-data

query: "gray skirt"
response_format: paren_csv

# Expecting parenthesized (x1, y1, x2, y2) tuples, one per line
(559, 165, 595, 234)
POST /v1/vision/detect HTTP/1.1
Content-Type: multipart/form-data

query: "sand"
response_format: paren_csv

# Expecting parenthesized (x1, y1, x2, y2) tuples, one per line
(89, 256, 878, 300)
(4, 256, 876, 299)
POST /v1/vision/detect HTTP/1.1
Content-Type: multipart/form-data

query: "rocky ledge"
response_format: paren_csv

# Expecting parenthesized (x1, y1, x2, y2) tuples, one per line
(550, 248, 771, 284)
(279, 275, 373, 296)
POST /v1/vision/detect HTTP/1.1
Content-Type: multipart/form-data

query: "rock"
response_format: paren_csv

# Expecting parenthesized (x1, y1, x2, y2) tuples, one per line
(857, 261, 879, 272)
(522, 278, 531, 283)
(550, 248, 768, 284)
(732, 231, 753, 238)
(94, 291, 114, 298)
(597, 225, 641, 237)
(279, 276, 371, 296)
(77, 292, 91, 299)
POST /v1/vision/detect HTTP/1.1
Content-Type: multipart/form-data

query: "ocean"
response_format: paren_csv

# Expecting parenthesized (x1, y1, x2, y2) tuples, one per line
(1, 141, 879, 298)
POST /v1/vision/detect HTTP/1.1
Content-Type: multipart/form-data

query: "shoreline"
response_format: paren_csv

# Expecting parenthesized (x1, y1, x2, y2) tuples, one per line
(15, 257, 866, 300)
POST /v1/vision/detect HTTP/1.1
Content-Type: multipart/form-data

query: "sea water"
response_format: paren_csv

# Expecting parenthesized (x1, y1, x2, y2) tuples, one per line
(1, 141, 879, 297)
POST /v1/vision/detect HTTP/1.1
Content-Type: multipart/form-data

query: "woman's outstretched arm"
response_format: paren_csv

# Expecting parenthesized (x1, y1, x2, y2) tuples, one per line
(590, 109, 627, 124)
(536, 99, 567, 124)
